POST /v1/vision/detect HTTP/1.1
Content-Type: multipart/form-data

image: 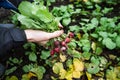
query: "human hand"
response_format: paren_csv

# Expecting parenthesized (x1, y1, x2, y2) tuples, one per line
(24, 23, 64, 45)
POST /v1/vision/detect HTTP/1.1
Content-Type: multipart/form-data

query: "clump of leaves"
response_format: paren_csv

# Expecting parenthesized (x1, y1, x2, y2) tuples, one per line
(13, 1, 59, 32)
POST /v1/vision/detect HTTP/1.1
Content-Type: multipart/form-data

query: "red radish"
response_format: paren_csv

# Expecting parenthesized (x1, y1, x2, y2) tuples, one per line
(61, 46, 67, 51)
(54, 40, 60, 47)
(65, 37, 71, 43)
(54, 47, 60, 53)
(61, 41, 66, 46)
(50, 50, 55, 56)
(69, 32, 74, 38)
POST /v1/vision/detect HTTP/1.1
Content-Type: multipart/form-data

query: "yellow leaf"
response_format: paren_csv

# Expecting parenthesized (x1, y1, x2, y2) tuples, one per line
(73, 58, 84, 71)
(8, 76, 18, 80)
(77, 33, 81, 39)
(60, 54, 66, 62)
(83, 0, 88, 2)
(27, 72, 36, 79)
(65, 71, 73, 80)
(91, 42, 96, 51)
(51, 76, 57, 80)
(73, 71, 82, 78)
(52, 62, 64, 74)
(59, 69, 67, 79)
(86, 72, 92, 80)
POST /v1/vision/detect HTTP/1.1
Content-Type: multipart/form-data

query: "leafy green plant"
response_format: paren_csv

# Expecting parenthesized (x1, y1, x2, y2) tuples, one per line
(3, 0, 120, 80)
(14, 1, 59, 32)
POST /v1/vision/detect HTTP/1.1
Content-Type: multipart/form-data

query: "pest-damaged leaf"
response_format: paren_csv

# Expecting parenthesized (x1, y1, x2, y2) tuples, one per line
(87, 63, 100, 74)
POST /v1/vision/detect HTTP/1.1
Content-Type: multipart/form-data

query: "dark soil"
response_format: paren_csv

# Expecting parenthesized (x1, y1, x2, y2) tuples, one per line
(0, 0, 120, 80)
(0, 8, 12, 23)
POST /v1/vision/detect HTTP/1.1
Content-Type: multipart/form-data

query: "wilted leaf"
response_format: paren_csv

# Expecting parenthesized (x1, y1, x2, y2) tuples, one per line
(86, 72, 92, 80)
(73, 71, 82, 78)
(59, 69, 67, 79)
(106, 67, 119, 80)
(73, 58, 84, 71)
(60, 54, 66, 62)
(65, 71, 73, 80)
(27, 72, 36, 79)
(53, 62, 64, 74)
(91, 42, 96, 51)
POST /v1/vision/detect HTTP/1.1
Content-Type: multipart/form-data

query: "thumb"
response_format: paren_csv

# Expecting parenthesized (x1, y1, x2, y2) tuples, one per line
(49, 30, 64, 39)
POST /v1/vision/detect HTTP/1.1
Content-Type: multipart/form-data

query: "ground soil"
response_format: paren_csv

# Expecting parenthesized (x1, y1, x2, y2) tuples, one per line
(0, 1, 120, 80)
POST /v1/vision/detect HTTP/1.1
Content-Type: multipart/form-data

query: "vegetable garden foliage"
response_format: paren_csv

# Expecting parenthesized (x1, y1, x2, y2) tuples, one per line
(3, 0, 120, 80)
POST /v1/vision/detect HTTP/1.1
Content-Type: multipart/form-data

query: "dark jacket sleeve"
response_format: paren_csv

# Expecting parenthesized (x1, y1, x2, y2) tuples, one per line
(0, 27, 27, 58)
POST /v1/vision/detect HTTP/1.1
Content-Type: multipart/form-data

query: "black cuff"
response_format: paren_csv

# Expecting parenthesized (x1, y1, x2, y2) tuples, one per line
(0, 27, 27, 59)
(9, 28, 27, 42)
(9, 28, 27, 48)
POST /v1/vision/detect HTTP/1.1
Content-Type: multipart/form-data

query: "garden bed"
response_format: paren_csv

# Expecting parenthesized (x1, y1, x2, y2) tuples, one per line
(1, 0, 120, 80)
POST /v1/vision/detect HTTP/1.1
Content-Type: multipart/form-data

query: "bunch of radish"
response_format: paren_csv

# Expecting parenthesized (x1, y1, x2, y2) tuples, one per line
(50, 32, 74, 56)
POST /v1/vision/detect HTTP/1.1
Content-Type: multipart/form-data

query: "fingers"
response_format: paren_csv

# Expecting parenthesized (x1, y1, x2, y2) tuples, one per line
(58, 23, 63, 29)
(37, 40, 48, 47)
(48, 30, 64, 39)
